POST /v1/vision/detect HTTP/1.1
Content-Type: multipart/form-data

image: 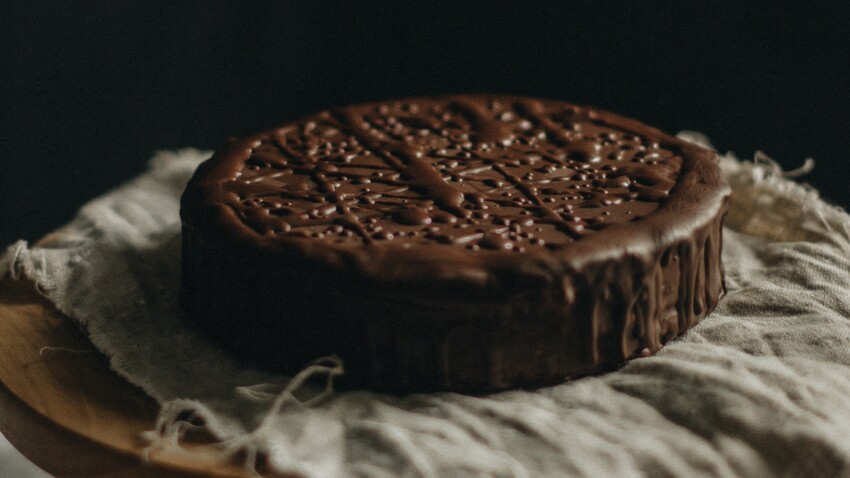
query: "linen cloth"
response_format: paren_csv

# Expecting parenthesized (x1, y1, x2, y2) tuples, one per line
(2, 134, 850, 477)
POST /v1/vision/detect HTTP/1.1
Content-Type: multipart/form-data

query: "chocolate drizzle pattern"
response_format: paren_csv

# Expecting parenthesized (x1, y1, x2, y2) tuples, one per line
(223, 96, 682, 251)
(180, 95, 730, 393)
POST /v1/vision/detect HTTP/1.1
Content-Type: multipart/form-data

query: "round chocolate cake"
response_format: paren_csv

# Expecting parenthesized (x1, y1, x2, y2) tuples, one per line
(180, 95, 730, 392)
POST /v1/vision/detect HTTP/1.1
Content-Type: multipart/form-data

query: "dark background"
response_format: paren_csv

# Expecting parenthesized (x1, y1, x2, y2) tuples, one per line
(1, 2, 848, 247)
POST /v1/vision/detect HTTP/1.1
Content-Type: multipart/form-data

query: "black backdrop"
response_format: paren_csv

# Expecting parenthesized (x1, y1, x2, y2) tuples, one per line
(2, 2, 848, 247)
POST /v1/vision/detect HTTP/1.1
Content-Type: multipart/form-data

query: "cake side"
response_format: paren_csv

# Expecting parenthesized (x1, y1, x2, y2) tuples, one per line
(181, 205, 725, 392)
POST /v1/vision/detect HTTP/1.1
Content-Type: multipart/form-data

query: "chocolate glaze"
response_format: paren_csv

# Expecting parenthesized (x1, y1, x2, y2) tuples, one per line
(180, 95, 730, 393)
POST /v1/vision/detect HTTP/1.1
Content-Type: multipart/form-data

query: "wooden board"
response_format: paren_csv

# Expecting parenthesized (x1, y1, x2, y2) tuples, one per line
(0, 277, 292, 478)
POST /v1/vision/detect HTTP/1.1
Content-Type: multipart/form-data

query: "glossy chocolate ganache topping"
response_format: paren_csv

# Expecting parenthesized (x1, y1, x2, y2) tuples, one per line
(181, 95, 730, 392)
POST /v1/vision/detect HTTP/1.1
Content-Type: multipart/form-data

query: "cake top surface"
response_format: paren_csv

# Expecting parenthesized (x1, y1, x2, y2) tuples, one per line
(183, 94, 728, 279)
(206, 95, 696, 255)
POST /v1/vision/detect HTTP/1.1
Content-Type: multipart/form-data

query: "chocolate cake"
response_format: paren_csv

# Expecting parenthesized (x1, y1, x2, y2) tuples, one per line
(180, 95, 730, 392)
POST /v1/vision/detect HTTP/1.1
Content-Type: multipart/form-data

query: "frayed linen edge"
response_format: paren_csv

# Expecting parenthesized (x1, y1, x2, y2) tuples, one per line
(141, 357, 344, 477)
(0, 240, 29, 283)
(721, 156, 850, 248)
(677, 131, 850, 248)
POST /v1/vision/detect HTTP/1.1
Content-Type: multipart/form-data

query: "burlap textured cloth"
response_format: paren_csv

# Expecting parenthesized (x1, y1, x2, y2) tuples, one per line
(3, 134, 850, 477)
